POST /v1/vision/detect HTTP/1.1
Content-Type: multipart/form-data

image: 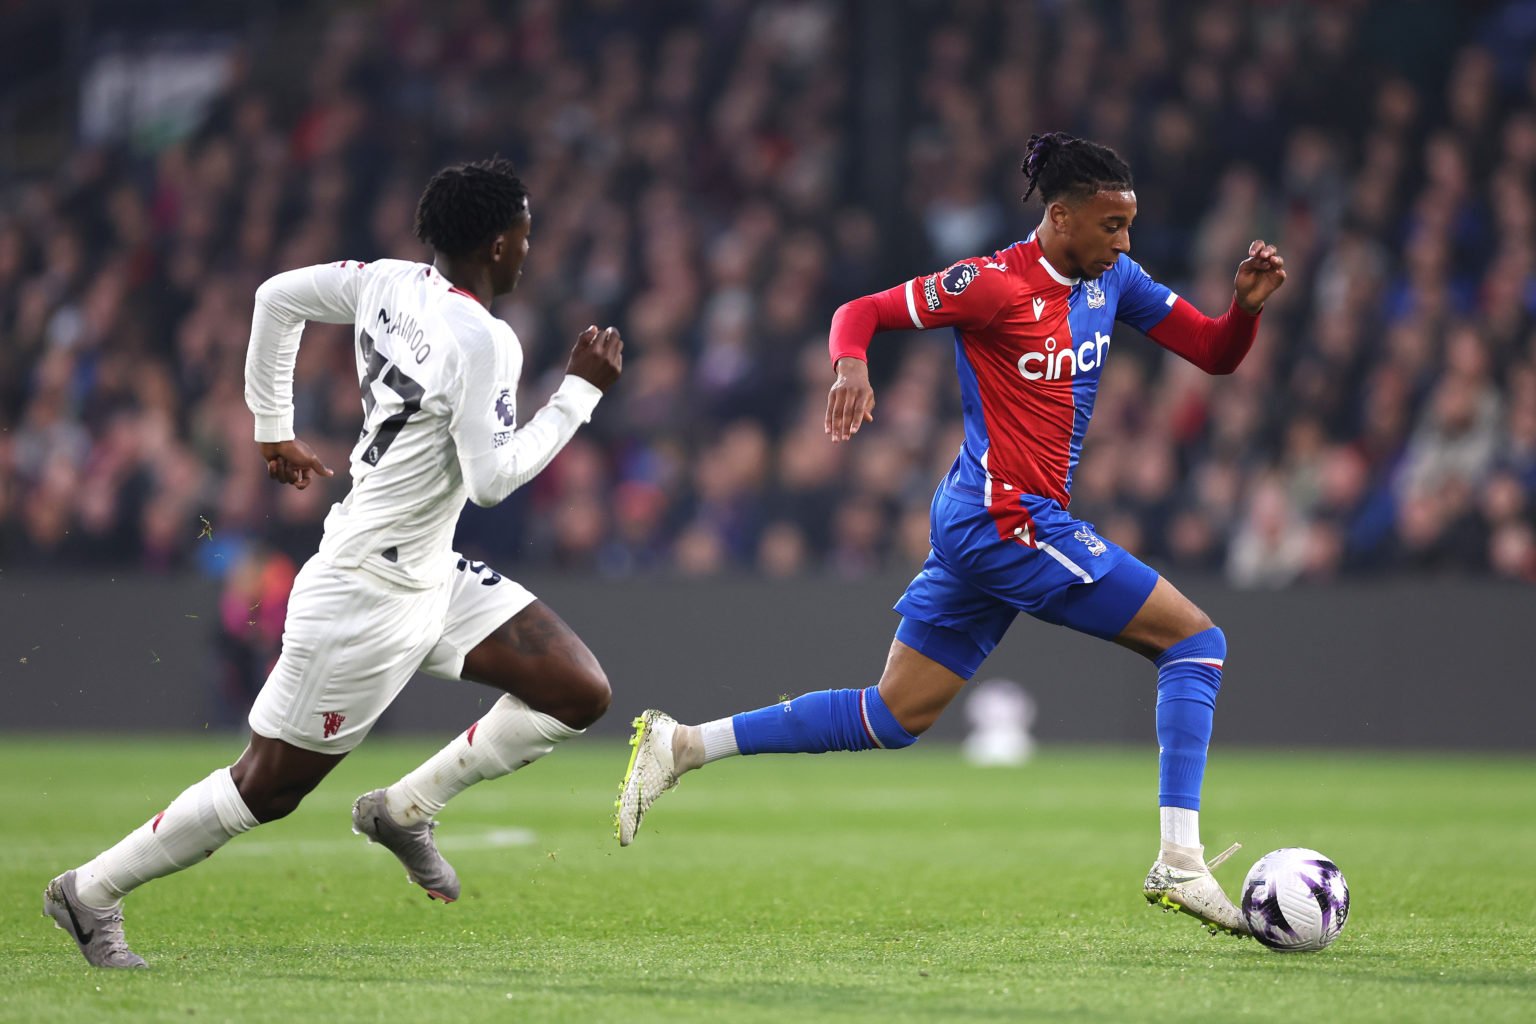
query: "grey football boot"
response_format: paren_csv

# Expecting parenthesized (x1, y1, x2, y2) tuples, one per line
(351, 789, 460, 903)
(43, 870, 148, 968)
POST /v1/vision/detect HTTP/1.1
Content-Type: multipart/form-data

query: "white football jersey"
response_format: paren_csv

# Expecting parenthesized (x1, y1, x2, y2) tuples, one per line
(244, 259, 602, 589)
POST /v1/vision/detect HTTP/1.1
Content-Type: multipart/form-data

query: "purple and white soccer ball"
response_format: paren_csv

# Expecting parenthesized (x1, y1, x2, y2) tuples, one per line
(1240, 848, 1350, 952)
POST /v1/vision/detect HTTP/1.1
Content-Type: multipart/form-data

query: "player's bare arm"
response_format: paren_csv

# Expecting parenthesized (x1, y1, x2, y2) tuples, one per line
(826, 356, 874, 442)
(258, 438, 334, 490)
(1234, 238, 1286, 314)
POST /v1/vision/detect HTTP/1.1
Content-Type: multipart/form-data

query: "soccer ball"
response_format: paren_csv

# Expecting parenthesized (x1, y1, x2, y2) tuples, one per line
(1240, 848, 1350, 952)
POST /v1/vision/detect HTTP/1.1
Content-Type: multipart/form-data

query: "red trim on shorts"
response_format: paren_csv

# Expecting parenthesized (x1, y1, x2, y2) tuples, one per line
(466, 722, 478, 746)
(989, 496, 1039, 548)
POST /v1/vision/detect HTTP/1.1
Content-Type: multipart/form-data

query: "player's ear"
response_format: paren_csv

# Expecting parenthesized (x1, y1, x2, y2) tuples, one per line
(490, 235, 505, 261)
(1048, 199, 1072, 233)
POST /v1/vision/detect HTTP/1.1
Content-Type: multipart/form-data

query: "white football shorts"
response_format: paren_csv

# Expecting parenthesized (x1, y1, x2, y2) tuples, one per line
(248, 553, 535, 753)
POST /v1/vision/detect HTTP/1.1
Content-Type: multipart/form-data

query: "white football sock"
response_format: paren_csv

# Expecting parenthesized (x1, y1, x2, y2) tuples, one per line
(1159, 806, 1203, 868)
(74, 767, 258, 909)
(671, 718, 736, 775)
(699, 718, 739, 765)
(384, 694, 578, 826)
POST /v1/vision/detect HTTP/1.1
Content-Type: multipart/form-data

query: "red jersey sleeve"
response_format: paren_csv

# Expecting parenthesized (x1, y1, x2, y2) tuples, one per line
(907, 259, 1014, 331)
(828, 258, 1014, 365)
(1145, 296, 1261, 375)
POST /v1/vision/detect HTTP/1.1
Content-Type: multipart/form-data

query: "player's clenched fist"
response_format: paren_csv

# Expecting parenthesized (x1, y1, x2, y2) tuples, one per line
(826, 356, 875, 442)
(568, 325, 623, 392)
(1234, 239, 1286, 315)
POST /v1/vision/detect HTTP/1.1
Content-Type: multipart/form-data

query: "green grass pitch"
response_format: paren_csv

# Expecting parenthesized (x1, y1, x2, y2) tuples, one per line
(3, 737, 1533, 1023)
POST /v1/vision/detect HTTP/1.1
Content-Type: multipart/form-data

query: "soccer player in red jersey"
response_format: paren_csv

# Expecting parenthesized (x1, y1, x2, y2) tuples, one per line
(618, 133, 1286, 936)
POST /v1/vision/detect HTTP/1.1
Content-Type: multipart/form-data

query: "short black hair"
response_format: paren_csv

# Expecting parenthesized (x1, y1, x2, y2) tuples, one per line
(1020, 132, 1134, 205)
(414, 157, 529, 257)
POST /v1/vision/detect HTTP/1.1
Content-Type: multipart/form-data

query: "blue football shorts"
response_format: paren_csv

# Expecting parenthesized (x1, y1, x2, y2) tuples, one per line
(893, 486, 1160, 679)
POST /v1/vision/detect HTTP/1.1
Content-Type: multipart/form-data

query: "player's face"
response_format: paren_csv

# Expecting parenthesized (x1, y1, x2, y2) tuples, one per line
(1061, 190, 1136, 279)
(491, 209, 532, 296)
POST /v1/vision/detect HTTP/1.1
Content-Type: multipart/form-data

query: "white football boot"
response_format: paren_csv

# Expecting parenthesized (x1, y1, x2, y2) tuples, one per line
(615, 710, 680, 846)
(1144, 841, 1251, 937)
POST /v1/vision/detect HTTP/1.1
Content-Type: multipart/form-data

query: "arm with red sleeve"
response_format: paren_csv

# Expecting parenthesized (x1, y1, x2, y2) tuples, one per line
(825, 259, 1014, 440)
(829, 259, 1015, 366)
(1145, 296, 1260, 375)
(1114, 258, 1260, 376)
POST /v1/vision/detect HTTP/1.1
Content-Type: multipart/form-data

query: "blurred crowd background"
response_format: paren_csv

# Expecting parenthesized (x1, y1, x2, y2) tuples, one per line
(4, 0, 1536, 614)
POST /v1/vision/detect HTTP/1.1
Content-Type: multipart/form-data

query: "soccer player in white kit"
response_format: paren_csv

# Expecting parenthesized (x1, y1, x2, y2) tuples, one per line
(45, 158, 624, 968)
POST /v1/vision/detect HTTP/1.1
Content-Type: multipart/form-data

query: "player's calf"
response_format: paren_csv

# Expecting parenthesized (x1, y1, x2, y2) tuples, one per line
(616, 687, 919, 847)
(722, 685, 919, 758)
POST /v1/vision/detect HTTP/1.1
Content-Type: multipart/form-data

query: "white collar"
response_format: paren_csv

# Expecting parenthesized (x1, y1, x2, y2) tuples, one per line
(1037, 253, 1079, 287)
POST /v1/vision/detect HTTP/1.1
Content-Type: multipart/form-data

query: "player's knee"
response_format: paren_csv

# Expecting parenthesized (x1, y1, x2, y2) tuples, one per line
(230, 760, 323, 824)
(1149, 608, 1218, 660)
(864, 685, 921, 747)
(233, 776, 308, 824)
(891, 706, 937, 739)
(1186, 623, 1225, 659)
(1189, 607, 1217, 637)
(1157, 623, 1227, 667)
(250, 791, 305, 824)
(579, 665, 612, 726)
(562, 664, 611, 730)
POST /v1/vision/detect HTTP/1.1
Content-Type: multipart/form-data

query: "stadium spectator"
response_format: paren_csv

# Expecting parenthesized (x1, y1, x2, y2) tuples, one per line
(3, 0, 1534, 588)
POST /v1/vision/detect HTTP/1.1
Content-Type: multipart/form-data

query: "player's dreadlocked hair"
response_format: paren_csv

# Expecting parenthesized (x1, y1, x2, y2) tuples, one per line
(414, 157, 530, 258)
(1020, 132, 1134, 205)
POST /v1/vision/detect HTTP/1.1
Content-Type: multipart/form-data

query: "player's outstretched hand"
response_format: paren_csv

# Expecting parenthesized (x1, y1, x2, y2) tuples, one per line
(568, 325, 623, 392)
(826, 356, 875, 442)
(258, 439, 334, 490)
(1234, 239, 1286, 314)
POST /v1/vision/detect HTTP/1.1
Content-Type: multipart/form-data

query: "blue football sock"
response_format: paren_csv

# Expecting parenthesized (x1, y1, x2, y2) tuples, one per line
(731, 686, 917, 755)
(1155, 627, 1226, 811)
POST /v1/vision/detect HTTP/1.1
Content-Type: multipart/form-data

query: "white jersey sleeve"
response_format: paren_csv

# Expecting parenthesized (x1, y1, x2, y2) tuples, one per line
(450, 332, 603, 507)
(245, 261, 366, 442)
(240, 258, 599, 589)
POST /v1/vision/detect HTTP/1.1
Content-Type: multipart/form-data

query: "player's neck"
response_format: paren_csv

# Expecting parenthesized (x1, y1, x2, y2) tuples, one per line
(432, 257, 494, 309)
(1034, 220, 1083, 281)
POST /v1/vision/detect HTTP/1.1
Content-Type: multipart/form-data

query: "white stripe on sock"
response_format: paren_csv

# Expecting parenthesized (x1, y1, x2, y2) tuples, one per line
(858, 690, 886, 749)
(1160, 656, 1225, 669)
